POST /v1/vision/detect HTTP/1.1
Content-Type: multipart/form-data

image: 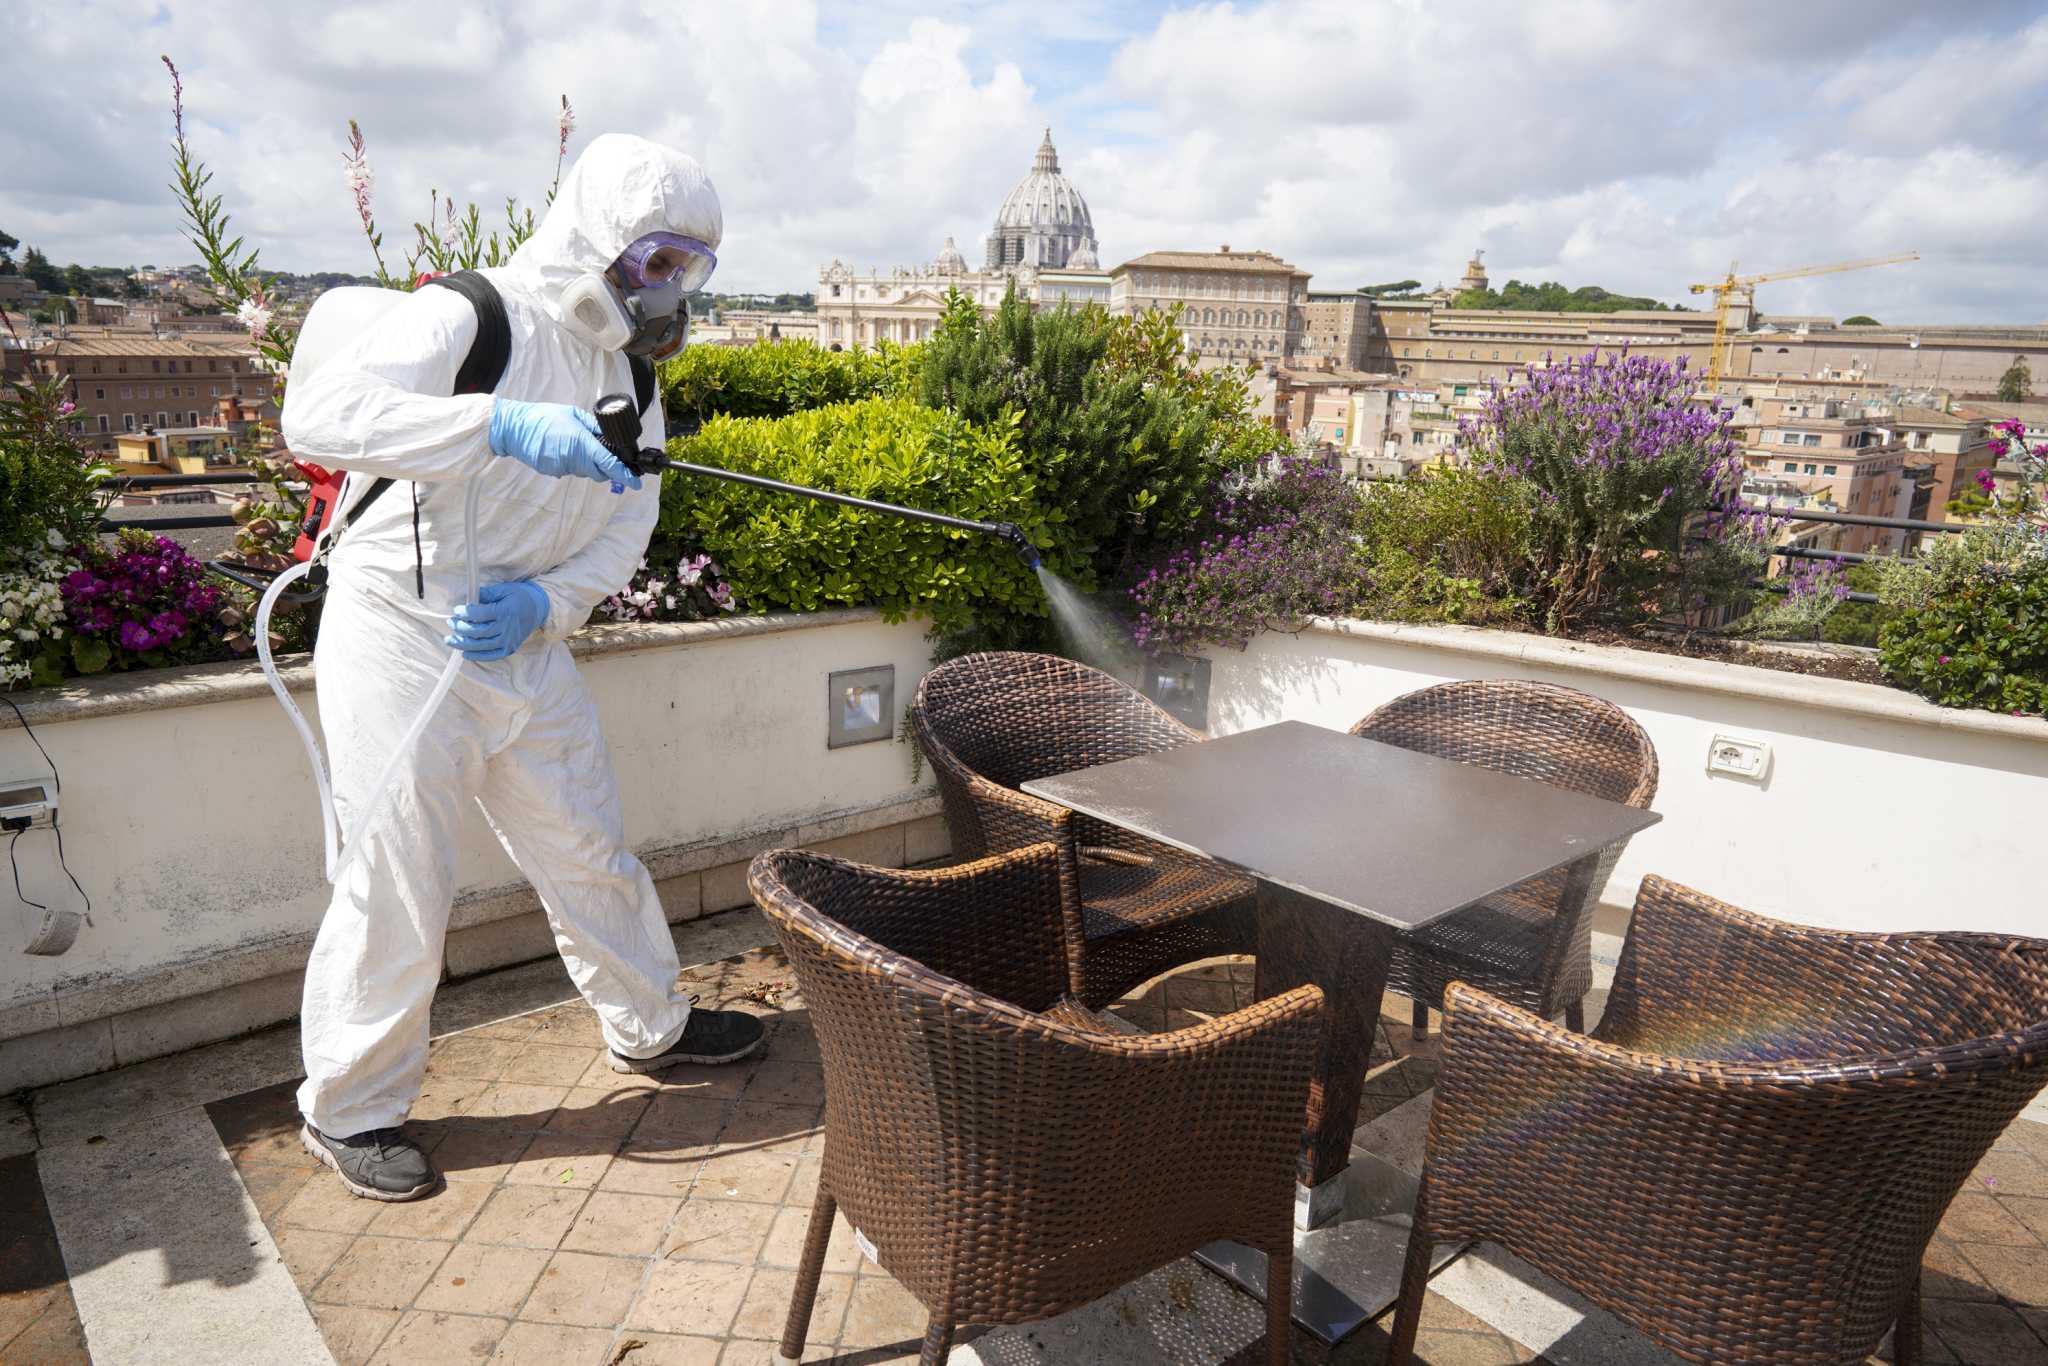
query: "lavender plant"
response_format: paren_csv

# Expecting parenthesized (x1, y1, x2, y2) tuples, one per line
(1129, 454, 1367, 651)
(1730, 555, 1850, 641)
(1460, 350, 1747, 633)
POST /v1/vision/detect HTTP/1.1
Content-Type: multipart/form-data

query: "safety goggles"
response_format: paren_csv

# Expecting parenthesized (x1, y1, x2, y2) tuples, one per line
(614, 232, 718, 293)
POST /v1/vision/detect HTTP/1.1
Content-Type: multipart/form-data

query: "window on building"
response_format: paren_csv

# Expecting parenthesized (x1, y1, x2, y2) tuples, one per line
(210, 385, 220, 398)
(123, 414, 136, 432)
(157, 411, 168, 427)
(97, 415, 109, 434)
(1823, 465, 1837, 475)
(1783, 462, 1797, 472)
(119, 386, 131, 399)
(94, 388, 105, 400)
(1424, 348, 1433, 358)
(151, 359, 161, 373)
(830, 284, 840, 297)
(1803, 463, 1817, 475)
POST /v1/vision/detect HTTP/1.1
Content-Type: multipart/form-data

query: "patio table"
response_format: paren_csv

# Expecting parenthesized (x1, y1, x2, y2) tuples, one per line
(1023, 718, 1662, 1345)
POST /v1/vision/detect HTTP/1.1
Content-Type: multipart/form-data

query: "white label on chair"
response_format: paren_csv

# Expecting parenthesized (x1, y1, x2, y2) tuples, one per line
(853, 1226, 878, 1263)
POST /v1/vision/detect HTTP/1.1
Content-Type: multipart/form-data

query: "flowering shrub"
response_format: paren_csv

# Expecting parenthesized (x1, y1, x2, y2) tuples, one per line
(1, 373, 109, 687)
(1130, 455, 1367, 651)
(1877, 421, 2048, 714)
(61, 531, 239, 674)
(0, 540, 70, 689)
(599, 541, 740, 623)
(1460, 351, 1746, 632)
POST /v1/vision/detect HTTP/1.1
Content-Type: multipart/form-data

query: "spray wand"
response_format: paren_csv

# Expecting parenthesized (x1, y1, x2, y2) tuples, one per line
(592, 394, 1042, 570)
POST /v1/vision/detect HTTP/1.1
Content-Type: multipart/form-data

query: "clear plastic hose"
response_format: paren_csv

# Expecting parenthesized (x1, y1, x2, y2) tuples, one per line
(254, 477, 483, 884)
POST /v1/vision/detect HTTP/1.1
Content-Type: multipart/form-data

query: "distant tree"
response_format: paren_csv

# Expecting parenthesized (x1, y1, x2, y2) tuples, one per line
(0, 227, 16, 274)
(1999, 356, 2033, 403)
(62, 263, 94, 296)
(1359, 279, 1422, 297)
(1453, 279, 1681, 313)
(122, 274, 147, 299)
(21, 246, 63, 292)
(1842, 315, 1880, 326)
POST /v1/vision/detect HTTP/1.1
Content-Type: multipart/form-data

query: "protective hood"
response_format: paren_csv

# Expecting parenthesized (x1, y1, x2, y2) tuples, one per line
(506, 133, 723, 325)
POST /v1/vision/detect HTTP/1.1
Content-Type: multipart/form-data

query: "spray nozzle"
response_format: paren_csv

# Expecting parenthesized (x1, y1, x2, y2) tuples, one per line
(592, 393, 667, 478)
(991, 522, 1042, 570)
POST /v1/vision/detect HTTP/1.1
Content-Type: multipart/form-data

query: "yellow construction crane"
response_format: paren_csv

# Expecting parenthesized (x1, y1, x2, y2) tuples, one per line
(1689, 252, 1919, 388)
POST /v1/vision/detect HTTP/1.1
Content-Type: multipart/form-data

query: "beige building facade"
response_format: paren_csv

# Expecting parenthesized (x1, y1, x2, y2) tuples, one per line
(2, 331, 275, 453)
(1107, 248, 1308, 366)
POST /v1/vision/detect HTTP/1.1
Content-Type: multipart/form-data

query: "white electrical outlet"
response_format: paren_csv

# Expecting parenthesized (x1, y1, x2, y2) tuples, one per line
(0, 776, 57, 830)
(1706, 735, 1771, 782)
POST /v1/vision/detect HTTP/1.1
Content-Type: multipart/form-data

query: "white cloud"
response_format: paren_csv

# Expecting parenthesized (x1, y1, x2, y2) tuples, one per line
(2, 0, 2043, 323)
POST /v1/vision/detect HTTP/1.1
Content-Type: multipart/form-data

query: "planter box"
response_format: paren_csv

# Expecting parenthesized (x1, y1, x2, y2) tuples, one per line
(1205, 618, 2046, 939)
(0, 609, 945, 1091)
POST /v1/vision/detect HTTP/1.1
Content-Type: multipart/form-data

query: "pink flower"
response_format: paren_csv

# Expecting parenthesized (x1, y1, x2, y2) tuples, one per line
(58, 400, 76, 415)
(1939, 655, 1951, 664)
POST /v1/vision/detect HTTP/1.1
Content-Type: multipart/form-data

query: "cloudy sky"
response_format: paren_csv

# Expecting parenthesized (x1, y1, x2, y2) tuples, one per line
(7, 1, 2046, 323)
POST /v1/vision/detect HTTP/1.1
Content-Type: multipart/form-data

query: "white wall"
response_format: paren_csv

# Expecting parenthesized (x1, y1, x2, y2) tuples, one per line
(0, 612, 935, 1019)
(1207, 621, 2048, 938)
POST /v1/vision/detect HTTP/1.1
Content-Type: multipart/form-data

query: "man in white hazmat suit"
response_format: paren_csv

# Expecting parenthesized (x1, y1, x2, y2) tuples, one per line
(281, 134, 762, 1201)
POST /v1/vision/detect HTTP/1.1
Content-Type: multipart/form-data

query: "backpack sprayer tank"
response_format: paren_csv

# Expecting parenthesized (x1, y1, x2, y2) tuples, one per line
(589, 394, 1041, 569)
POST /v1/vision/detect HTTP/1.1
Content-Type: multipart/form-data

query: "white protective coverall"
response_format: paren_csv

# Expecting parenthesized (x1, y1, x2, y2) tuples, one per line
(281, 134, 714, 1137)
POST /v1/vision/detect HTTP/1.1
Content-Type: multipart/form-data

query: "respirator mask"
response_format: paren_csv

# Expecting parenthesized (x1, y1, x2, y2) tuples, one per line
(559, 231, 718, 361)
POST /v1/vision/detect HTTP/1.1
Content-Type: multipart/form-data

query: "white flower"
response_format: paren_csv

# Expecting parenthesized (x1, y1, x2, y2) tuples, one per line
(236, 298, 273, 336)
(45, 528, 66, 549)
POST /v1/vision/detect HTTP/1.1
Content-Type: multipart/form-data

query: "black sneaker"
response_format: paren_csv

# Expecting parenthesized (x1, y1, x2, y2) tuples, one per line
(300, 1123, 438, 1201)
(609, 1008, 766, 1073)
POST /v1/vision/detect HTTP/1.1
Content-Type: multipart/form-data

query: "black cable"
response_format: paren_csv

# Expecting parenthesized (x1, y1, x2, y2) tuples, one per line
(410, 483, 425, 599)
(0, 693, 92, 921)
(9, 830, 47, 912)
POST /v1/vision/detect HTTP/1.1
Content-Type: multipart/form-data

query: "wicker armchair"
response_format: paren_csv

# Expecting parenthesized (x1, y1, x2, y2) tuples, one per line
(1349, 679, 1658, 1035)
(1390, 875, 2048, 1366)
(912, 651, 1258, 1008)
(748, 843, 1323, 1366)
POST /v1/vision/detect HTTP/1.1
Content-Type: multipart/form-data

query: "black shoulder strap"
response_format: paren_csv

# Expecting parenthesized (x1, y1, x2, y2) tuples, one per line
(323, 273, 510, 574)
(427, 270, 512, 396)
(630, 356, 657, 418)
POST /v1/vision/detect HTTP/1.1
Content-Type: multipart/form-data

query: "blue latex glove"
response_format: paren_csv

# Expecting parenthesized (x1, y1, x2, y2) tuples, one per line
(445, 581, 550, 661)
(487, 398, 642, 489)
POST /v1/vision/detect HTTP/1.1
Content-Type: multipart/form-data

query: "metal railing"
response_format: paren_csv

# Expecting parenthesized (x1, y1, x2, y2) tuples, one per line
(1741, 505, 1973, 606)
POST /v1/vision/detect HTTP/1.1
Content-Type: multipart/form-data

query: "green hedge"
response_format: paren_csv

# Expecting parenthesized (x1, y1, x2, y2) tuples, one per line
(656, 397, 1047, 637)
(659, 338, 914, 423)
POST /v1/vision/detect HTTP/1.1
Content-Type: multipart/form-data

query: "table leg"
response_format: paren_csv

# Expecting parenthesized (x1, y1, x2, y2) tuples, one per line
(1252, 878, 1395, 1199)
(1203, 880, 1443, 1346)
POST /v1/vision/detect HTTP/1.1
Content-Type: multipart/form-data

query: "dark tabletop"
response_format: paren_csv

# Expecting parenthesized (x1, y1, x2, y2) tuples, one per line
(1022, 720, 1661, 931)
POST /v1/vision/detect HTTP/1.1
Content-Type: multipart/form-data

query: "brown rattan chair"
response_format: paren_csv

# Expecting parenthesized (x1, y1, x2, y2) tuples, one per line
(911, 650, 1258, 1008)
(1349, 678, 1658, 1036)
(748, 842, 1323, 1365)
(1389, 875, 2048, 1366)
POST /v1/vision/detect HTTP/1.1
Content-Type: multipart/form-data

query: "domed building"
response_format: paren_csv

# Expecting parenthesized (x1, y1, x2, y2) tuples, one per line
(815, 131, 1108, 351)
(985, 130, 1098, 272)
